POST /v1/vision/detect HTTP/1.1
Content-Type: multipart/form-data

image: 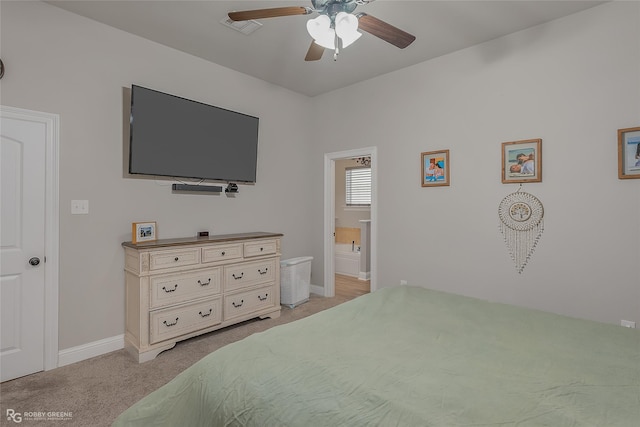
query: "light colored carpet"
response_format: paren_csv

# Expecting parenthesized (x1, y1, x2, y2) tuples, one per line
(0, 294, 349, 426)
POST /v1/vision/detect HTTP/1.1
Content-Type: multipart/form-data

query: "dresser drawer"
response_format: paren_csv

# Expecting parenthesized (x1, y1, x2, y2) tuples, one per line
(224, 259, 276, 291)
(244, 240, 277, 258)
(201, 243, 243, 264)
(150, 267, 222, 309)
(224, 285, 275, 321)
(149, 248, 200, 271)
(150, 297, 222, 344)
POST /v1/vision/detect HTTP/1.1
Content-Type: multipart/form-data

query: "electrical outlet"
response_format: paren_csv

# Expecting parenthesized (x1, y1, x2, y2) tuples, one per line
(400, 280, 408, 285)
(620, 320, 636, 328)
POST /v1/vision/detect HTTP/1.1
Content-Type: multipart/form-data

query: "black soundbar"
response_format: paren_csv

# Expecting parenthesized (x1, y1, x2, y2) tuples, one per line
(172, 184, 223, 193)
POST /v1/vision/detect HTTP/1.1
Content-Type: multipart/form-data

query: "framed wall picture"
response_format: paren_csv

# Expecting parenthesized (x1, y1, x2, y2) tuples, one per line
(501, 139, 542, 184)
(421, 149, 450, 187)
(132, 221, 157, 244)
(618, 126, 640, 179)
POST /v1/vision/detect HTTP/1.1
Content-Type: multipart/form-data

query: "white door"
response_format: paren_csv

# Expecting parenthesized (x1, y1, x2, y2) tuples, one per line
(1, 111, 47, 381)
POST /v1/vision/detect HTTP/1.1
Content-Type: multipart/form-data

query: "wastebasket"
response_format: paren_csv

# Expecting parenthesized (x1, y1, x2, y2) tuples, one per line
(280, 256, 313, 308)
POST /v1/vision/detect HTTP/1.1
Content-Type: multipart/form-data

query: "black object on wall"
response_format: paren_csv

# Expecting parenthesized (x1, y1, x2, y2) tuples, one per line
(129, 85, 259, 183)
(172, 184, 223, 193)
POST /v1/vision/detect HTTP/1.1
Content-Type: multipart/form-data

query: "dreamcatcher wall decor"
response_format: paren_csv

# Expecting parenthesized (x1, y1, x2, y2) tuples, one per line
(498, 187, 544, 273)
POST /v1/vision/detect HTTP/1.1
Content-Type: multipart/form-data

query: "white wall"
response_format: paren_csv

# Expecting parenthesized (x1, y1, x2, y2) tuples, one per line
(310, 1, 640, 325)
(1, 1, 315, 350)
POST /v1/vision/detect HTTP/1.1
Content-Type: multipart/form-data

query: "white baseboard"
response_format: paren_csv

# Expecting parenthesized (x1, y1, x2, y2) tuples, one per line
(58, 334, 124, 367)
(310, 284, 324, 296)
(358, 271, 371, 281)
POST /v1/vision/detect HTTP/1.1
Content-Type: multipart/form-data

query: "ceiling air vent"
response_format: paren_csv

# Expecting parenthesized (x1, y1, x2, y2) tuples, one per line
(220, 17, 263, 35)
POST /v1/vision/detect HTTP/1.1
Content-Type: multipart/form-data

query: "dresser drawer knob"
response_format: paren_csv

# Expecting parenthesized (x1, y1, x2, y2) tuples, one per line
(162, 284, 178, 293)
(232, 272, 244, 280)
(260, 247, 264, 251)
(232, 299, 244, 308)
(258, 293, 268, 301)
(198, 278, 211, 286)
(199, 309, 212, 318)
(258, 268, 268, 275)
(221, 251, 226, 256)
(174, 257, 179, 262)
(163, 317, 179, 327)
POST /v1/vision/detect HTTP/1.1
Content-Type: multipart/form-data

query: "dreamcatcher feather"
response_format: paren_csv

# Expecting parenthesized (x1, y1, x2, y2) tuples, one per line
(498, 189, 544, 274)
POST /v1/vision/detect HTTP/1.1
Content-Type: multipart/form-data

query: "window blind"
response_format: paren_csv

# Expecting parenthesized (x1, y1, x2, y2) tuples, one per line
(346, 167, 371, 206)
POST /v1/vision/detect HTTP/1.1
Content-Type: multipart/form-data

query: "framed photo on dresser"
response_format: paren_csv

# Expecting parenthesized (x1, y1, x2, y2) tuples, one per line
(132, 221, 157, 244)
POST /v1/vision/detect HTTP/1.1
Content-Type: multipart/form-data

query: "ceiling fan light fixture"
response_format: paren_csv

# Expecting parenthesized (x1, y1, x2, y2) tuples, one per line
(307, 15, 335, 49)
(335, 12, 361, 48)
(227, 2, 416, 62)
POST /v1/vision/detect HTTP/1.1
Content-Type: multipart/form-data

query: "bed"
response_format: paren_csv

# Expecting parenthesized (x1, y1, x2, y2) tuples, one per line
(113, 286, 640, 426)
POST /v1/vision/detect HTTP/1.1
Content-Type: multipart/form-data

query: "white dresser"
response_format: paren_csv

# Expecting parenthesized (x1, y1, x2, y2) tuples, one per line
(122, 232, 282, 362)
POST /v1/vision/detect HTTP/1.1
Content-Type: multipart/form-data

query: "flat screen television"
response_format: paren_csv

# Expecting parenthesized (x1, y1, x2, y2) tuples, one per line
(129, 85, 259, 183)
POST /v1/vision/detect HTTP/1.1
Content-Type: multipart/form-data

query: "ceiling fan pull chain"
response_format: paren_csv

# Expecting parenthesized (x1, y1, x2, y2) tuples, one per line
(334, 33, 339, 61)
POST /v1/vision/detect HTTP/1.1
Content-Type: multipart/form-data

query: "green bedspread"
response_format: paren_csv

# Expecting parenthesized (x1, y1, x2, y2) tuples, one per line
(113, 286, 640, 426)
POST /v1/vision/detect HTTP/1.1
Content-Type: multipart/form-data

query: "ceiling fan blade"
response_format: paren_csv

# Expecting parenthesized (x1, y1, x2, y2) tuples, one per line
(305, 41, 325, 61)
(228, 7, 311, 22)
(356, 13, 416, 49)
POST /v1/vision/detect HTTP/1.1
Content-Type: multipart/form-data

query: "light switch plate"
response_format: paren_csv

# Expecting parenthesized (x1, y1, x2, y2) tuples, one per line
(71, 200, 89, 214)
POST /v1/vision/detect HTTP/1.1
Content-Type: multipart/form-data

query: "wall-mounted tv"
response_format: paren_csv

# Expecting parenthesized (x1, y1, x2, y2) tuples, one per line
(129, 85, 259, 183)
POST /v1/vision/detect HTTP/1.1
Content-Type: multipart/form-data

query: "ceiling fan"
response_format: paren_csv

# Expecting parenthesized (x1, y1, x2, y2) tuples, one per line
(228, 0, 416, 61)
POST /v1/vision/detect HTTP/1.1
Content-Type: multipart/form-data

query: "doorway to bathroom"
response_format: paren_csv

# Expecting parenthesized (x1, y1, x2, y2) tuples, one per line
(323, 147, 377, 297)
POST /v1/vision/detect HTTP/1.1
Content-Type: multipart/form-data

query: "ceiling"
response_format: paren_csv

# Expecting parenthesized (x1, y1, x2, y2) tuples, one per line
(47, 1, 605, 97)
